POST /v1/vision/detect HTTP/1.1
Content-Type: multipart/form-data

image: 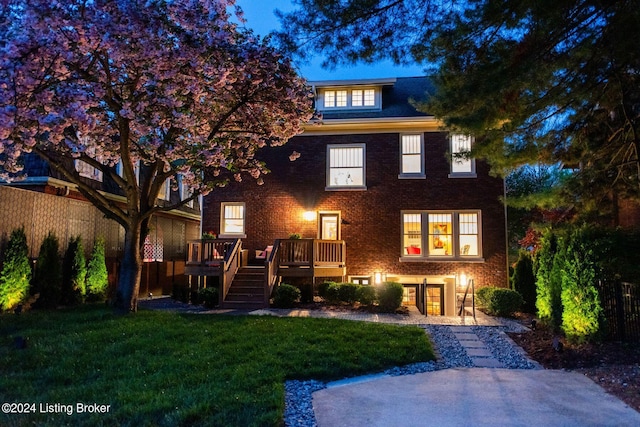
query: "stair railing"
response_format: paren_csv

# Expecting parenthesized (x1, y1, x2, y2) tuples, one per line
(264, 239, 281, 305)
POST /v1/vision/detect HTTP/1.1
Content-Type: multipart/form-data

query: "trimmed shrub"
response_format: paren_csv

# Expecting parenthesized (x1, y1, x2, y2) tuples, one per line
(200, 287, 218, 308)
(61, 236, 86, 305)
(478, 286, 523, 317)
(317, 281, 336, 300)
(32, 231, 62, 308)
(0, 227, 32, 312)
(356, 285, 377, 306)
(337, 282, 360, 304)
(273, 283, 300, 308)
(511, 250, 536, 313)
(377, 282, 404, 313)
(86, 237, 108, 302)
(475, 286, 494, 308)
(561, 226, 604, 343)
(323, 282, 342, 304)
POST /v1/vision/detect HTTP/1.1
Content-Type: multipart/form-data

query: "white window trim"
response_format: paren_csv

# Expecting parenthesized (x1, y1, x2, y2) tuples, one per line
(116, 160, 140, 184)
(326, 143, 367, 191)
(219, 202, 246, 238)
(398, 133, 426, 179)
(177, 174, 194, 208)
(448, 134, 477, 178)
(75, 159, 103, 182)
(318, 87, 382, 111)
(158, 177, 171, 201)
(400, 210, 484, 262)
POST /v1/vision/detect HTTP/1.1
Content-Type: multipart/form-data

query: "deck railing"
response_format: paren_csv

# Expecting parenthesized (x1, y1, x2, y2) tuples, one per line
(276, 238, 346, 278)
(185, 239, 242, 302)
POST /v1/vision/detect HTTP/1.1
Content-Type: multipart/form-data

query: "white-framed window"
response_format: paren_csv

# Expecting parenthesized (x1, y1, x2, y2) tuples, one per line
(177, 174, 193, 208)
(324, 90, 348, 108)
(320, 87, 380, 110)
(326, 144, 366, 190)
(399, 134, 425, 178)
(220, 202, 245, 237)
(158, 178, 171, 201)
(352, 89, 375, 107)
(401, 211, 481, 259)
(450, 134, 476, 176)
(116, 160, 140, 184)
(75, 160, 103, 182)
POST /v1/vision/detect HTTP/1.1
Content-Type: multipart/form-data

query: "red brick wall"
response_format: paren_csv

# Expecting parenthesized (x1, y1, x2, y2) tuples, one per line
(202, 131, 508, 288)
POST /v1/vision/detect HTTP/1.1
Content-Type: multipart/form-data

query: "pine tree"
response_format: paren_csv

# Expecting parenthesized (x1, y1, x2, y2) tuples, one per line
(0, 227, 32, 312)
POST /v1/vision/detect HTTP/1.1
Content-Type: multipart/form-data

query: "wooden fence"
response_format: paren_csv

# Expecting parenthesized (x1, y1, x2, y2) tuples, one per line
(598, 280, 640, 342)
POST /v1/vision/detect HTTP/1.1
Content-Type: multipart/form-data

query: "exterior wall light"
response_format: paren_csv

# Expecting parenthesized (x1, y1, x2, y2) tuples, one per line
(303, 211, 316, 221)
(374, 272, 382, 284)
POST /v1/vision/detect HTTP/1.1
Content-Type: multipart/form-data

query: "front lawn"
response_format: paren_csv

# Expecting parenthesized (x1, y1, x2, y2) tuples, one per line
(0, 306, 434, 426)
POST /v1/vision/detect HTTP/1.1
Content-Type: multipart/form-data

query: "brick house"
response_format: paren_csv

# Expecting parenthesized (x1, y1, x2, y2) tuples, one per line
(197, 76, 508, 314)
(0, 154, 200, 298)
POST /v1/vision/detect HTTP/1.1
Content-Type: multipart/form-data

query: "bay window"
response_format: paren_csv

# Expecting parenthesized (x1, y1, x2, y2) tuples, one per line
(402, 211, 481, 259)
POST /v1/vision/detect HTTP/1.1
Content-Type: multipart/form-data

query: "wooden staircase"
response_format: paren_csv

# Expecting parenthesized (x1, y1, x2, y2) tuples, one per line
(222, 266, 268, 309)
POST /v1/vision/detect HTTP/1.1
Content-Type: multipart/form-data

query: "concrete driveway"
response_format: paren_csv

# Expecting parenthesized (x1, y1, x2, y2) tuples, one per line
(313, 368, 640, 427)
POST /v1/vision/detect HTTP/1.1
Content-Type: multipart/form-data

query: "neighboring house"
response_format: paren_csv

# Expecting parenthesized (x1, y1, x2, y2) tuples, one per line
(0, 154, 200, 297)
(198, 77, 508, 314)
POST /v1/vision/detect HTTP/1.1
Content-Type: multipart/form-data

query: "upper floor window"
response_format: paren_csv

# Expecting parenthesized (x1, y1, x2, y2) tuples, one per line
(319, 87, 380, 111)
(324, 90, 347, 108)
(401, 211, 481, 259)
(177, 174, 194, 208)
(450, 134, 476, 177)
(75, 160, 103, 182)
(220, 202, 245, 237)
(352, 89, 375, 107)
(116, 160, 140, 184)
(158, 178, 171, 201)
(326, 144, 366, 190)
(399, 134, 425, 178)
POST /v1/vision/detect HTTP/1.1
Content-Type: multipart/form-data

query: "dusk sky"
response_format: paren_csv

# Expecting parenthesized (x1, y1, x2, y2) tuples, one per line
(235, 0, 425, 81)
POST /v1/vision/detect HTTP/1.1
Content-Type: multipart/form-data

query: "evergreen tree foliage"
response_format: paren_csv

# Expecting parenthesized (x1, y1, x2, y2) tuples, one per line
(86, 237, 108, 302)
(61, 236, 87, 305)
(511, 251, 536, 313)
(0, 227, 31, 312)
(32, 231, 62, 308)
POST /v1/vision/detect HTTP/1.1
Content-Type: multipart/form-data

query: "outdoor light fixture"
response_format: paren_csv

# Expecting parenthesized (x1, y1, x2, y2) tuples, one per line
(303, 211, 316, 221)
(459, 272, 467, 286)
(374, 272, 382, 284)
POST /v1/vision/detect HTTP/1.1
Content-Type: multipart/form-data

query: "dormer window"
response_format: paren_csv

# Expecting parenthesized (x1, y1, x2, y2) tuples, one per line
(318, 87, 381, 111)
(352, 89, 375, 107)
(324, 90, 347, 108)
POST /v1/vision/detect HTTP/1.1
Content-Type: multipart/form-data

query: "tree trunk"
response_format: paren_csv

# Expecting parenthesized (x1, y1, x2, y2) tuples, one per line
(115, 221, 143, 313)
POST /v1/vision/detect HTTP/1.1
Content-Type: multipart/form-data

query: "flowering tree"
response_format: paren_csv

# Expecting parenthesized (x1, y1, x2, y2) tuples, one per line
(0, 0, 314, 312)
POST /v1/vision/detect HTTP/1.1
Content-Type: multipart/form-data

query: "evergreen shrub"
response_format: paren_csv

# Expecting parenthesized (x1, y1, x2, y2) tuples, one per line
(356, 285, 377, 306)
(61, 236, 86, 305)
(86, 237, 108, 302)
(511, 250, 536, 313)
(560, 226, 604, 343)
(337, 282, 360, 304)
(377, 282, 404, 312)
(200, 287, 218, 308)
(0, 227, 32, 312)
(477, 286, 523, 317)
(273, 283, 300, 308)
(32, 231, 62, 308)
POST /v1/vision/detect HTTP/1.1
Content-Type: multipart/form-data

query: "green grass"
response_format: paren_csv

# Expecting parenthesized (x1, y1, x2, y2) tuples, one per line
(0, 306, 434, 426)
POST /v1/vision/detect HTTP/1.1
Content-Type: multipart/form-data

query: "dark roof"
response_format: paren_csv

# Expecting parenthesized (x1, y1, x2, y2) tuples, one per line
(21, 152, 51, 176)
(318, 76, 435, 120)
